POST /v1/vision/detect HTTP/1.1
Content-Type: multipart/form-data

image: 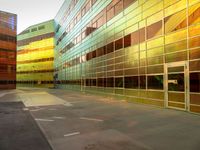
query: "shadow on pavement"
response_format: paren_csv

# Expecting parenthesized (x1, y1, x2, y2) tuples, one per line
(0, 102, 52, 150)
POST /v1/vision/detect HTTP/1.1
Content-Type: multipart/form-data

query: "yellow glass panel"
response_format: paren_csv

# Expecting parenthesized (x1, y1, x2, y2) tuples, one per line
(165, 29, 187, 44)
(189, 24, 200, 37)
(125, 23, 138, 35)
(143, 1, 163, 19)
(189, 3, 200, 25)
(140, 51, 146, 59)
(126, 14, 142, 28)
(147, 37, 164, 49)
(140, 43, 146, 51)
(189, 0, 200, 6)
(139, 20, 146, 28)
(147, 11, 163, 26)
(165, 9, 186, 33)
(165, 0, 187, 17)
(147, 46, 164, 57)
(164, 0, 180, 8)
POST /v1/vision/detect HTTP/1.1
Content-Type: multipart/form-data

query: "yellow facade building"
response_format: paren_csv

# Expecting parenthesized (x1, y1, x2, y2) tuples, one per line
(17, 20, 55, 88)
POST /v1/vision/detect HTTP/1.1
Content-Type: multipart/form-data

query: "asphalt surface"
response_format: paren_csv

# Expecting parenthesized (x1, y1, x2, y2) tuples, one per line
(0, 88, 200, 150)
(0, 101, 52, 150)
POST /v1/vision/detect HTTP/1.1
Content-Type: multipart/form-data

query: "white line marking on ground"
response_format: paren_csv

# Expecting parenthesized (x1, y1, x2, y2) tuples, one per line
(63, 102, 73, 106)
(30, 108, 44, 112)
(80, 117, 104, 122)
(52, 116, 66, 119)
(35, 118, 55, 122)
(23, 108, 29, 111)
(64, 132, 80, 137)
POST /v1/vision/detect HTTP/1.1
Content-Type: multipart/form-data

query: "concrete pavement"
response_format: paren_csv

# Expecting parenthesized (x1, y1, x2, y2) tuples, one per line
(0, 88, 200, 150)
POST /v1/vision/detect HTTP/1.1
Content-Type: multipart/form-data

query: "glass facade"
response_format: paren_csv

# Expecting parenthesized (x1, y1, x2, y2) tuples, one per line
(0, 11, 17, 89)
(17, 20, 55, 88)
(54, 0, 200, 113)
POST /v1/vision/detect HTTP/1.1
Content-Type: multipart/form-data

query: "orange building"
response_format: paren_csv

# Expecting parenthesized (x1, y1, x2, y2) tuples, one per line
(0, 11, 17, 89)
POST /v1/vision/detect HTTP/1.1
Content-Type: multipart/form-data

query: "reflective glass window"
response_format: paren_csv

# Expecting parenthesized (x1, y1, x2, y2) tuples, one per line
(147, 21, 162, 39)
(164, 9, 187, 33)
(190, 72, 200, 92)
(115, 77, 123, 88)
(125, 76, 138, 89)
(189, 4, 200, 26)
(190, 60, 200, 71)
(124, 34, 131, 48)
(147, 75, 163, 90)
(139, 75, 146, 89)
(107, 77, 114, 87)
(190, 48, 200, 60)
(106, 42, 114, 54)
(168, 73, 185, 92)
(115, 38, 123, 51)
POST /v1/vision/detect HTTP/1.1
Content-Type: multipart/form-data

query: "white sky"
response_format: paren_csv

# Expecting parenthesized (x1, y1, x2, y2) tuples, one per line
(0, 0, 65, 33)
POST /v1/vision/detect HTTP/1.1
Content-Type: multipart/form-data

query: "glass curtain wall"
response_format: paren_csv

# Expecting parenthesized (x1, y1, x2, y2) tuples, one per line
(55, 0, 200, 113)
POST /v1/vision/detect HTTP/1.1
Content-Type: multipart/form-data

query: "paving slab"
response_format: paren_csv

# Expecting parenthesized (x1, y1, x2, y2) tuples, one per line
(18, 92, 72, 107)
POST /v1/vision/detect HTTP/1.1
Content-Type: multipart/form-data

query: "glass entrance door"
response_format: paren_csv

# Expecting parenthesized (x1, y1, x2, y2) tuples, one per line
(166, 62, 189, 110)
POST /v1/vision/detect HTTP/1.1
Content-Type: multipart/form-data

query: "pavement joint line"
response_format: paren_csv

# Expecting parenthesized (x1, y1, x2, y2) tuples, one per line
(64, 132, 80, 137)
(35, 118, 55, 122)
(80, 117, 104, 122)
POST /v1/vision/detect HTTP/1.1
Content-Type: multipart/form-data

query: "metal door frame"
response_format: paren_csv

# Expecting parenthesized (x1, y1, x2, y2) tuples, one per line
(164, 61, 190, 111)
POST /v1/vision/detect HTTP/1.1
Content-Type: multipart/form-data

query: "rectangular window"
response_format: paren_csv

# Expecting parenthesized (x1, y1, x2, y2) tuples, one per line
(115, 38, 123, 51)
(91, 79, 96, 86)
(107, 77, 114, 87)
(38, 25, 45, 30)
(147, 75, 163, 90)
(131, 31, 139, 45)
(190, 72, 200, 93)
(97, 78, 104, 87)
(147, 21, 162, 40)
(190, 48, 200, 60)
(124, 34, 131, 48)
(31, 28, 37, 32)
(97, 47, 105, 57)
(139, 28, 145, 42)
(125, 76, 138, 89)
(106, 42, 114, 54)
(189, 36, 200, 49)
(86, 79, 90, 86)
(165, 40, 187, 53)
(115, 77, 123, 88)
(139, 76, 146, 89)
(165, 51, 187, 63)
